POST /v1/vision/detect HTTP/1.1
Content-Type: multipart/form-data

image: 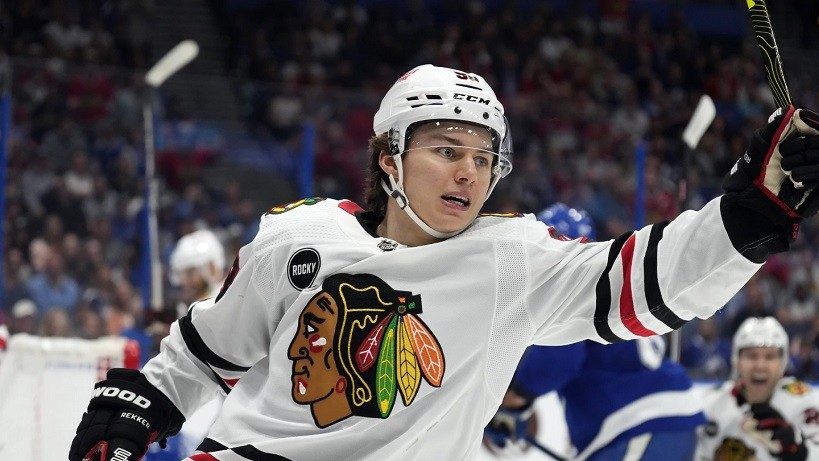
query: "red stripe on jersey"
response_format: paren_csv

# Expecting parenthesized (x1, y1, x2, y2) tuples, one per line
(188, 453, 219, 461)
(619, 234, 656, 337)
(0, 336, 6, 350)
(222, 377, 240, 388)
(338, 200, 363, 215)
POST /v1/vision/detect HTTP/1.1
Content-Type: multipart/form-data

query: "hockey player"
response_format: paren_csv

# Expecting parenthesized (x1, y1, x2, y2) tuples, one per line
(168, 229, 227, 314)
(144, 229, 228, 460)
(69, 64, 819, 461)
(695, 317, 819, 461)
(484, 204, 704, 461)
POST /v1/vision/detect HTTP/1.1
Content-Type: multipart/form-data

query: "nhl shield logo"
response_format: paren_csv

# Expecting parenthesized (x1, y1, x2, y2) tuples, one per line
(288, 248, 321, 290)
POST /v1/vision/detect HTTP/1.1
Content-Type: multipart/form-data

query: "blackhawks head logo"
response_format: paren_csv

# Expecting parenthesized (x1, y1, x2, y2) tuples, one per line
(288, 273, 445, 428)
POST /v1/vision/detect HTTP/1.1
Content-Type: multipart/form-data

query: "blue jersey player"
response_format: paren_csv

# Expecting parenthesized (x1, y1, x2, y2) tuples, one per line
(485, 204, 705, 461)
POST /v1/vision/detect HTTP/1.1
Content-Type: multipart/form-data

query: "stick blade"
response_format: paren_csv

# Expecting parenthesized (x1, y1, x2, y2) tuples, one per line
(682, 95, 716, 150)
(145, 40, 200, 88)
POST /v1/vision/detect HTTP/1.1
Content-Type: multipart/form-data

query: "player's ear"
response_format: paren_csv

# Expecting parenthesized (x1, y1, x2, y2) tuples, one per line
(378, 152, 398, 180)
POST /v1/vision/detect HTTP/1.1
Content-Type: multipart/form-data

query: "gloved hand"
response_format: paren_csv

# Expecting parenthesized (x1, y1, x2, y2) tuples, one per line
(722, 105, 819, 261)
(713, 436, 757, 461)
(748, 403, 808, 461)
(483, 398, 537, 456)
(69, 368, 185, 461)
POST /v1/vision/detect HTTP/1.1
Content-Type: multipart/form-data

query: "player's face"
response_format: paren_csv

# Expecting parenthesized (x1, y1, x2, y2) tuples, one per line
(177, 267, 212, 303)
(736, 346, 784, 403)
(287, 292, 340, 404)
(391, 122, 495, 238)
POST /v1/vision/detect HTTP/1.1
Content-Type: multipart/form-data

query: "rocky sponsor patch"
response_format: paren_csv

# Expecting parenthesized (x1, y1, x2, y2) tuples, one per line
(288, 248, 321, 290)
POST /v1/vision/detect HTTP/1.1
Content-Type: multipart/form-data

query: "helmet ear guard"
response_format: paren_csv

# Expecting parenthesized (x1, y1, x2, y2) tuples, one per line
(388, 127, 402, 157)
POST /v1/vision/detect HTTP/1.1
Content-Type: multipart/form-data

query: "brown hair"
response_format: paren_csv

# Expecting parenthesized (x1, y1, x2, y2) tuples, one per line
(364, 133, 391, 221)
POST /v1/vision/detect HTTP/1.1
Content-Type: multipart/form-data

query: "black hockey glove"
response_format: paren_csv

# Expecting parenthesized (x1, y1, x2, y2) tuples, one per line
(722, 105, 819, 262)
(69, 368, 185, 461)
(749, 403, 808, 461)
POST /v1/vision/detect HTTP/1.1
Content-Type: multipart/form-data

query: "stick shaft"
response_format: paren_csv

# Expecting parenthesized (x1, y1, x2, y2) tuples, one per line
(747, 0, 792, 108)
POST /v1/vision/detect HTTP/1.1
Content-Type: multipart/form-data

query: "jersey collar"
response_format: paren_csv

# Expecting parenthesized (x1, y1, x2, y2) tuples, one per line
(336, 200, 404, 251)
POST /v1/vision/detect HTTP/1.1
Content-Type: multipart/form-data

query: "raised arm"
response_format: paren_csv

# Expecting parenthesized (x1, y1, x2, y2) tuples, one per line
(528, 106, 819, 346)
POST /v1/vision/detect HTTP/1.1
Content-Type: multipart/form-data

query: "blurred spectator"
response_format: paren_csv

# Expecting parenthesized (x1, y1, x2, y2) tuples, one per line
(42, 7, 89, 54)
(19, 154, 56, 218)
(39, 117, 87, 169)
(26, 250, 81, 312)
(28, 238, 50, 275)
(4, 247, 31, 308)
(42, 214, 64, 247)
(75, 305, 104, 339)
(777, 278, 817, 340)
(41, 178, 87, 235)
(61, 233, 83, 278)
(103, 304, 151, 366)
(39, 307, 73, 337)
(83, 176, 118, 223)
(792, 335, 819, 380)
(728, 278, 776, 336)
(64, 151, 96, 200)
(113, 0, 155, 67)
(8, 299, 38, 335)
(681, 318, 731, 379)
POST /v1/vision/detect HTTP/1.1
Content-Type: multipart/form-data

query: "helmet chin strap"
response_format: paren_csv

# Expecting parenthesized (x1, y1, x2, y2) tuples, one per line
(380, 154, 462, 239)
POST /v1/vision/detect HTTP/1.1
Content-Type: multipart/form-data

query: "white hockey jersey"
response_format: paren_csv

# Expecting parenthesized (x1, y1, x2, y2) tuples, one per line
(142, 196, 760, 461)
(696, 378, 819, 461)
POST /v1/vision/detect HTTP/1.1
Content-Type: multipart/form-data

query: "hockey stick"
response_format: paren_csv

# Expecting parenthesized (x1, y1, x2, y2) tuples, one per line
(485, 409, 568, 461)
(670, 94, 716, 362)
(142, 40, 199, 309)
(746, 0, 792, 108)
(524, 435, 568, 461)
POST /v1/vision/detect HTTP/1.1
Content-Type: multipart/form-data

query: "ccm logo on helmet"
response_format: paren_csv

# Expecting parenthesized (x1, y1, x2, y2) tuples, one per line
(453, 93, 490, 105)
(93, 386, 151, 409)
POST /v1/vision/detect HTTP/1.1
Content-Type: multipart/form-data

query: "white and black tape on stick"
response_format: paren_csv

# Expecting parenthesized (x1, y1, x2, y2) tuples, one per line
(145, 40, 200, 88)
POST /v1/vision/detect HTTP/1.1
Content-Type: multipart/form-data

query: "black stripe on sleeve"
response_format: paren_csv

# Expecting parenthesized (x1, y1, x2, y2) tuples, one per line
(643, 221, 686, 330)
(234, 445, 293, 461)
(198, 438, 293, 461)
(593, 232, 631, 343)
(198, 438, 228, 452)
(179, 311, 252, 373)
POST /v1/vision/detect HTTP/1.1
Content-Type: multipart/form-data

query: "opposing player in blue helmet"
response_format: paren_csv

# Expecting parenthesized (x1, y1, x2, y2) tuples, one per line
(484, 204, 704, 461)
(536, 203, 596, 241)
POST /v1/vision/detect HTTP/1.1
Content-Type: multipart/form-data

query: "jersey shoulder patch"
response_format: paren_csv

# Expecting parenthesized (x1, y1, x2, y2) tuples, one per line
(266, 197, 326, 215)
(782, 380, 811, 396)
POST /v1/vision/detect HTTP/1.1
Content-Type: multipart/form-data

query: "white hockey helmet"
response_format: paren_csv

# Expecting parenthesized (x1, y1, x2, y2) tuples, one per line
(731, 316, 789, 377)
(169, 229, 226, 286)
(372, 64, 513, 238)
